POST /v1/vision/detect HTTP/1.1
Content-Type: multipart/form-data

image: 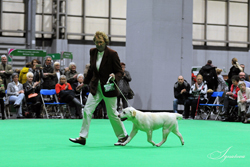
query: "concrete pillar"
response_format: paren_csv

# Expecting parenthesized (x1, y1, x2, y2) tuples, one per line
(126, 0, 193, 110)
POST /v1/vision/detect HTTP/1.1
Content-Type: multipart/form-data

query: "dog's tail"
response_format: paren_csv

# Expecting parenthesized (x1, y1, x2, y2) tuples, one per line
(174, 113, 183, 120)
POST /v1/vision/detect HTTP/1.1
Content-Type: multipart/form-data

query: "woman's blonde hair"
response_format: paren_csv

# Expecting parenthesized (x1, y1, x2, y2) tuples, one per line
(60, 75, 66, 80)
(68, 62, 76, 70)
(93, 31, 109, 45)
(216, 68, 222, 75)
(232, 57, 243, 72)
(238, 81, 246, 88)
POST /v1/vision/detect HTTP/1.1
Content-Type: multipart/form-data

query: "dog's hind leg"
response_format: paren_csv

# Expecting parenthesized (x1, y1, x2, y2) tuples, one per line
(156, 128, 170, 147)
(146, 130, 156, 146)
(121, 125, 138, 146)
(172, 127, 184, 145)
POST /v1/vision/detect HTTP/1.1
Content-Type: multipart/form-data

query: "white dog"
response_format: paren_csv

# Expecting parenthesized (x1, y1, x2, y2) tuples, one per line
(119, 107, 184, 147)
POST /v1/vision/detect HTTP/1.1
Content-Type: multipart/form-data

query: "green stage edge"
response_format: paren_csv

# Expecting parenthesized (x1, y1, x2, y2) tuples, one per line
(0, 119, 249, 167)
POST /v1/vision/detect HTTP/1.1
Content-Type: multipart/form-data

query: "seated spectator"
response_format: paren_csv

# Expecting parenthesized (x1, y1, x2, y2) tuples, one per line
(0, 77, 5, 120)
(29, 59, 43, 84)
(173, 75, 190, 114)
(71, 74, 89, 119)
(184, 74, 208, 119)
(7, 73, 25, 118)
(23, 72, 42, 118)
(19, 63, 32, 84)
(65, 62, 79, 85)
(240, 64, 249, 81)
(220, 75, 240, 121)
(55, 75, 84, 113)
(237, 81, 250, 123)
(239, 72, 250, 88)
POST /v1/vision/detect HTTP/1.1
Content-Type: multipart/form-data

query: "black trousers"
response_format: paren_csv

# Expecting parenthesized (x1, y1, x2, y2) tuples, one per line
(117, 95, 128, 111)
(185, 98, 207, 119)
(223, 95, 237, 114)
(0, 99, 4, 118)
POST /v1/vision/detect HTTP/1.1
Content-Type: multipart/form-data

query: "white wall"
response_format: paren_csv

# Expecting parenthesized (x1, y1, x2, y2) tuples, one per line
(193, 50, 250, 75)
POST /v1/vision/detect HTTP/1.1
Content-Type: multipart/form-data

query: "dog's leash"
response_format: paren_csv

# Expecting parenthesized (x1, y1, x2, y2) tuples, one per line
(107, 76, 132, 107)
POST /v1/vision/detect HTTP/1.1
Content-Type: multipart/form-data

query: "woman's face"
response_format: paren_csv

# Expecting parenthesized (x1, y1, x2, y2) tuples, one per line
(27, 76, 33, 82)
(77, 76, 83, 83)
(13, 75, 18, 82)
(240, 84, 246, 92)
(60, 78, 66, 84)
(71, 65, 76, 71)
(33, 61, 38, 67)
(197, 76, 203, 84)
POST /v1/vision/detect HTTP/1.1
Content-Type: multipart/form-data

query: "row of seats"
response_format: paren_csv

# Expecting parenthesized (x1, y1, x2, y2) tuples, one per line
(198, 91, 237, 120)
(4, 89, 74, 119)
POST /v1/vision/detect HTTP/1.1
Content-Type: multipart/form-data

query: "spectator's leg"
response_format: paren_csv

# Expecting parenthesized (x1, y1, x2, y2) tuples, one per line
(173, 99, 178, 113)
(122, 96, 128, 109)
(184, 99, 191, 119)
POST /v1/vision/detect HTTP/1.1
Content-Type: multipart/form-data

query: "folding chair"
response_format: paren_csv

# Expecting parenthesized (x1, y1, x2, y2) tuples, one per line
(199, 91, 224, 120)
(40, 89, 69, 119)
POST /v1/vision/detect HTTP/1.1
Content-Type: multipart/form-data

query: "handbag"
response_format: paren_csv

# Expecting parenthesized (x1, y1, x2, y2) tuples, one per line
(127, 88, 134, 99)
(28, 93, 38, 99)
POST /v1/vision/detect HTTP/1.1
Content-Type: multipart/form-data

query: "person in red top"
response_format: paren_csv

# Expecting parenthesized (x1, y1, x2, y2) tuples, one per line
(55, 75, 84, 109)
(220, 75, 240, 121)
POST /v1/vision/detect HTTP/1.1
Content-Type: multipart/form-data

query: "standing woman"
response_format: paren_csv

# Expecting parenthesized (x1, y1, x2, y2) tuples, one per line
(23, 72, 42, 118)
(227, 58, 242, 89)
(29, 59, 43, 84)
(7, 73, 25, 118)
(69, 31, 128, 146)
(65, 62, 79, 85)
(216, 68, 228, 92)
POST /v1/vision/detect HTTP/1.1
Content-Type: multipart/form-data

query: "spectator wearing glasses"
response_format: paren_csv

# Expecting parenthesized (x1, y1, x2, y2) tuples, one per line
(42, 56, 56, 89)
(239, 72, 250, 88)
(240, 64, 249, 81)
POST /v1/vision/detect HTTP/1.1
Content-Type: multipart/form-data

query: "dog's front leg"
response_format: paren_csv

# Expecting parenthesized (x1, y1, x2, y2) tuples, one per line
(122, 125, 138, 146)
(146, 130, 156, 146)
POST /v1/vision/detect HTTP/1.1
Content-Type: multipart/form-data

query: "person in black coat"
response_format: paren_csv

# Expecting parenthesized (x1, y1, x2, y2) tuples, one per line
(42, 56, 56, 89)
(23, 72, 42, 118)
(71, 74, 89, 119)
(199, 60, 218, 91)
(227, 58, 243, 90)
(173, 75, 190, 114)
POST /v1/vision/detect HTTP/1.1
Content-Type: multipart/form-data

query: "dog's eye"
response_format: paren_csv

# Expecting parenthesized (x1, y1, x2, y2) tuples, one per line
(123, 111, 126, 114)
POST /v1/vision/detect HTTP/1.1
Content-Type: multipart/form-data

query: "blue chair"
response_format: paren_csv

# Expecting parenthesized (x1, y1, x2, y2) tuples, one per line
(40, 89, 69, 119)
(199, 91, 224, 120)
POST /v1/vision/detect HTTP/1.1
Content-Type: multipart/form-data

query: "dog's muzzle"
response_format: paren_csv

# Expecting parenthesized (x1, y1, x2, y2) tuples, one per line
(118, 114, 127, 121)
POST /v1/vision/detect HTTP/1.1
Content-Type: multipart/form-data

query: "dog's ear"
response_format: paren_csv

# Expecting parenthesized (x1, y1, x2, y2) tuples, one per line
(132, 110, 136, 117)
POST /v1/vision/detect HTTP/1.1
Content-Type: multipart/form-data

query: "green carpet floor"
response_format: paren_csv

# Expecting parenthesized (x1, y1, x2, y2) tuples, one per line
(0, 119, 249, 167)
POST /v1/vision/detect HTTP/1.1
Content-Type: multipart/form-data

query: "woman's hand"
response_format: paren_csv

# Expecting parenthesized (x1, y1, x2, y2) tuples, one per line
(109, 73, 115, 81)
(19, 90, 24, 94)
